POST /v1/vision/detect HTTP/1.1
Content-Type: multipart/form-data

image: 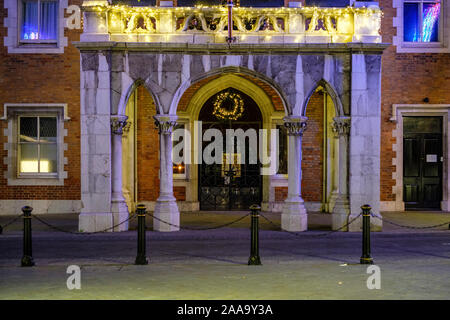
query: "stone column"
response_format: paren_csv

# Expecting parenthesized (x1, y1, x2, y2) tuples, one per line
(281, 116, 308, 232)
(331, 116, 351, 231)
(110, 115, 130, 232)
(153, 115, 180, 232)
(349, 53, 382, 231)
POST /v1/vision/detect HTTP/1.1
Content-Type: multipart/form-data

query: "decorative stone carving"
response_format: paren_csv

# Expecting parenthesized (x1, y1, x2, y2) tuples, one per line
(154, 115, 177, 135)
(111, 115, 129, 135)
(331, 117, 351, 137)
(283, 116, 308, 136)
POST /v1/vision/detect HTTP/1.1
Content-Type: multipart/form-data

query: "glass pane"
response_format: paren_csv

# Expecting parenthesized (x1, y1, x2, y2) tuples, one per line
(39, 1, 58, 40)
(39, 117, 57, 143)
(21, 1, 38, 40)
(277, 125, 287, 175)
(19, 144, 38, 173)
(40, 143, 57, 173)
(422, 2, 440, 42)
(404, 3, 419, 42)
(403, 116, 442, 134)
(173, 124, 185, 174)
(19, 117, 38, 142)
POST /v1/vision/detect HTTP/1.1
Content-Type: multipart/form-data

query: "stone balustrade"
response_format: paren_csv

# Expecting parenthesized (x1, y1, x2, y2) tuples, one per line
(80, 0, 382, 44)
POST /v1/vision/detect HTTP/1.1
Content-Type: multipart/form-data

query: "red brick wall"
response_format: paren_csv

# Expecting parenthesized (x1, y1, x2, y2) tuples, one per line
(301, 90, 324, 202)
(174, 186, 186, 201)
(136, 86, 160, 202)
(0, 0, 82, 200)
(378, 0, 450, 202)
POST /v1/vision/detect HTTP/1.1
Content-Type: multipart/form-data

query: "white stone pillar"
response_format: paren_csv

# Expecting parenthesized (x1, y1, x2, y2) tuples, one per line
(153, 115, 180, 232)
(331, 116, 351, 231)
(349, 53, 382, 232)
(281, 116, 308, 232)
(110, 115, 130, 232)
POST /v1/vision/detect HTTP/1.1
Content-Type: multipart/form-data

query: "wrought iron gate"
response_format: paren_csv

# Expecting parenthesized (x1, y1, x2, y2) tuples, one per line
(199, 121, 262, 210)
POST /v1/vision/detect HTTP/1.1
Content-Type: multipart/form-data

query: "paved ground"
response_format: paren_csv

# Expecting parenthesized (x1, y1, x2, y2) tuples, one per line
(0, 211, 449, 300)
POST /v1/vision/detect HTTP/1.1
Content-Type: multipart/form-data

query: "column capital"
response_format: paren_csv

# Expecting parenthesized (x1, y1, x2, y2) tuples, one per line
(111, 115, 129, 135)
(283, 116, 308, 136)
(153, 115, 178, 135)
(331, 116, 351, 138)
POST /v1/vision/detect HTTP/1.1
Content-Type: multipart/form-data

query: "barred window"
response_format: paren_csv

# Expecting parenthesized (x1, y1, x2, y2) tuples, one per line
(18, 116, 58, 174)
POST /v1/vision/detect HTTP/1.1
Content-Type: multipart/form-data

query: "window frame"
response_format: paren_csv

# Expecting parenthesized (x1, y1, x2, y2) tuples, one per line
(172, 120, 189, 180)
(393, 0, 449, 53)
(3, 0, 68, 54)
(403, 0, 442, 45)
(1, 104, 69, 186)
(17, 114, 59, 178)
(18, 0, 59, 44)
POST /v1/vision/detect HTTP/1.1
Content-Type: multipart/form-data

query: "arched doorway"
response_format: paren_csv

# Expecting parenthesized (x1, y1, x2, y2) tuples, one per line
(198, 88, 263, 210)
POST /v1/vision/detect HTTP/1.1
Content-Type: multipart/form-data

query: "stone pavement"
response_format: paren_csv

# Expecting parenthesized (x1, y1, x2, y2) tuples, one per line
(0, 211, 449, 300)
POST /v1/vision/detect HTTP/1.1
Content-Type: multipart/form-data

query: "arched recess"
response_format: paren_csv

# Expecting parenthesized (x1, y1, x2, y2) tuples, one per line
(302, 79, 345, 117)
(175, 73, 284, 210)
(116, 78, 163, 116)
(169, 66, 291, 116)
(121, 83, 160, 213)
(302, 83, 342, 213)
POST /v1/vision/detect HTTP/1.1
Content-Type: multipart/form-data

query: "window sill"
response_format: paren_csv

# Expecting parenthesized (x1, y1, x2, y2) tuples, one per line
(7, 176, 65, 186)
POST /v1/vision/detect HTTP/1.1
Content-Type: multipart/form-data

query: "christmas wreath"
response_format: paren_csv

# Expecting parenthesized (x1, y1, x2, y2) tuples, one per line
(212, 91, 245, 121)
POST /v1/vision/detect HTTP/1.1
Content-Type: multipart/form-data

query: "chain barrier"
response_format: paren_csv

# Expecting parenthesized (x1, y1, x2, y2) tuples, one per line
(0, 214, 23, 233)
(370, 213, 450, 230)
(259, 212, 362, 237)
(30, 213, 137, 235)
(146, 211, 251, 231)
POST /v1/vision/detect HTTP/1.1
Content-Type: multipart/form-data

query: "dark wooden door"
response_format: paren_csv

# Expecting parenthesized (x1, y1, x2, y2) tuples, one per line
(403, 117, 443, 209)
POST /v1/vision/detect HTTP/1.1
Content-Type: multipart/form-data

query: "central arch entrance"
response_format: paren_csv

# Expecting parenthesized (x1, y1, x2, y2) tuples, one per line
(198, 88, 263, 210)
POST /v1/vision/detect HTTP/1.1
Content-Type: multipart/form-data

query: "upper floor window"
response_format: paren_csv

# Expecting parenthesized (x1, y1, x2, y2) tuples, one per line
(3, 0, 68, 54)
(20, 0, 58, 42)
(404, 1, 441, 43)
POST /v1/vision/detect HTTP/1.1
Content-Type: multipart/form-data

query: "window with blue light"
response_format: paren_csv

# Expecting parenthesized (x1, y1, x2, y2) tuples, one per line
(404, 1, 441, 43)
(21, 0, 58, 41)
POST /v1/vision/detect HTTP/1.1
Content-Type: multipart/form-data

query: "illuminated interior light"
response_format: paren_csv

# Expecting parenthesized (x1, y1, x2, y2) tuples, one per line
(20, 161, 50, 173)
(422, 3, 440, 42)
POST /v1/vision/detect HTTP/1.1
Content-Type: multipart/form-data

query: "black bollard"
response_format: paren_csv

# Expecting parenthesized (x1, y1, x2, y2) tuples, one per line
(21, 206, 35, 267)
(0, 225, 3, 235)
(248, 204, 262, 265)
(360, 204, 374, 265)
(135, 204, 148, 265)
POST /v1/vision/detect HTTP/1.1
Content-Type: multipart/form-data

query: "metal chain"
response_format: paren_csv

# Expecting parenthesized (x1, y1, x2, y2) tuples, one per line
(370, 213, 450, 230)
(259, 212, 362, 237)
(0, 214, 23, 231)
(31, 213, 137, 235)
(146, 211, 251, 231)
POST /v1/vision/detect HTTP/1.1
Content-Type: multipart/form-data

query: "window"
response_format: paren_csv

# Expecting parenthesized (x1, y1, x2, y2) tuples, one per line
(3, 0, 68, 53)
(276, 124, 287, 175)
(404, 1, 441, 42)
(1, 104, 68, 185)
(18, 116, 58, 175)
(393, 0, 448, 53)
(173, 123, 187, 177)
(20, 0, 58, 42)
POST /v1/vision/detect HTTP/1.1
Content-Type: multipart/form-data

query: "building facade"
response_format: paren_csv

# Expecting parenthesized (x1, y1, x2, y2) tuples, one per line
(0, 0, 448, 232)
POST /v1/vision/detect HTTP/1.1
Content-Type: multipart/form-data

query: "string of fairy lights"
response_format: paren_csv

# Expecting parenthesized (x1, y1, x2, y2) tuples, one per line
(85, 3, 382, 36)
(212, 91, 245, 121)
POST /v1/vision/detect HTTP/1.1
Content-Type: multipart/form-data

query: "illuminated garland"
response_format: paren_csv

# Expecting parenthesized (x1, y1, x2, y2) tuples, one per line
(212, 91, 244, 121)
